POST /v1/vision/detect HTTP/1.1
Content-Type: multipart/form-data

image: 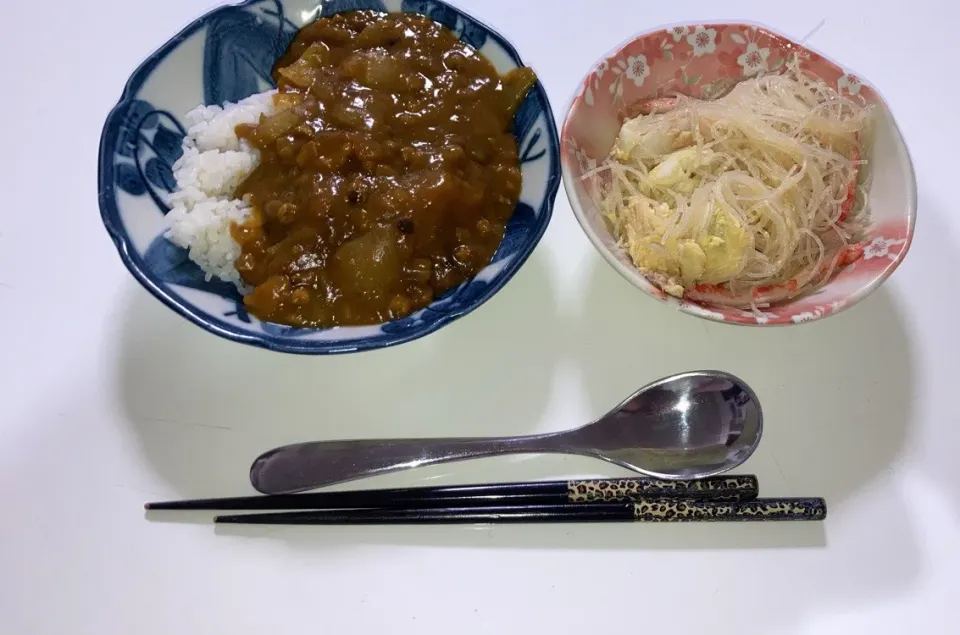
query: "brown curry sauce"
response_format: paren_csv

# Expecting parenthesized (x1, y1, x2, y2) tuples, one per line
(230, 11, 537, 327)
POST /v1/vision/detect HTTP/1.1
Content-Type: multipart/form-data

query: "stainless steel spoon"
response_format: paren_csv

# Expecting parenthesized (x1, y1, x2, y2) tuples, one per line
(249, 370, 763, 494)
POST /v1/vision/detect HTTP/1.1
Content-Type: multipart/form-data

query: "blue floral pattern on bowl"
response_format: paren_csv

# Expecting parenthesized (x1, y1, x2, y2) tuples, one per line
(98, 0, 560, 354)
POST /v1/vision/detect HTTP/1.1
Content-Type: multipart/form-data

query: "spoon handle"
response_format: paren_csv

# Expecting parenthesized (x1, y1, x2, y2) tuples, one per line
(250, 433, 569, 494)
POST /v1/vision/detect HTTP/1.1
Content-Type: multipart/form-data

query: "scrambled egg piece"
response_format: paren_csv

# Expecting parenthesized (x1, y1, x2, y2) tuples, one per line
(622, 195, 749, 297)
(647, 147, 714, 195)
(649, 147, 710, 185)
(615, 112, 694, 161)
(614, 116, 694, 160)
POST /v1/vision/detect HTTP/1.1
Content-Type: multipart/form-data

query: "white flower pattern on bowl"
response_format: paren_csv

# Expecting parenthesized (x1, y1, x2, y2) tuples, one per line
(863, 236, 907, 260)
(686, 26, 717, 57)
(625, 54, 651, 86)
(737, 42, 770, 75)
(838, 72, 863, 95)
(670, 26, 690, 42)
(735, 309, 778, 325)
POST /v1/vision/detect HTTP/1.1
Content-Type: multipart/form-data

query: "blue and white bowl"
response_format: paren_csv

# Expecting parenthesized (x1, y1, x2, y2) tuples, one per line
(99, 0, 560, 354)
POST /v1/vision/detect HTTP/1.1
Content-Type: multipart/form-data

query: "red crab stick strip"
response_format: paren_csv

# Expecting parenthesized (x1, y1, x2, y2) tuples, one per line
(632, 97, 679, 116)
(838, 143, 860, 223)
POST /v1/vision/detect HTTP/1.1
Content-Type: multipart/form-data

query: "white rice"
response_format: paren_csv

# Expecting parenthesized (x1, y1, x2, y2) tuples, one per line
(164, 90, 277, 289)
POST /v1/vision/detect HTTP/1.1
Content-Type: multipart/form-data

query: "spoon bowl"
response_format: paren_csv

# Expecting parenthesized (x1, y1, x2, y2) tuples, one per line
(250, 370, 763, 494)
(568, 371, 762, 480)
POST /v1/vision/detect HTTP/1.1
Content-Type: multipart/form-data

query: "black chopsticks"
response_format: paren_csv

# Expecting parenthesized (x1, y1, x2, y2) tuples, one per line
(215, 498, 826, 525)
(146, 474, 826, 525)
(145, 475, 759, 511)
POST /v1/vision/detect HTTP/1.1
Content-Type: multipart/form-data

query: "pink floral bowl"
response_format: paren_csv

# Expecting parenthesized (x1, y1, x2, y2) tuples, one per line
(561, 23, 917, 325)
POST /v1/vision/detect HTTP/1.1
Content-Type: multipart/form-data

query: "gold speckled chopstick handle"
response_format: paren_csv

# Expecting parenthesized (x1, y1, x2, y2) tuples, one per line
(632, 497, 827, 522)
(567, 475, 758, 503)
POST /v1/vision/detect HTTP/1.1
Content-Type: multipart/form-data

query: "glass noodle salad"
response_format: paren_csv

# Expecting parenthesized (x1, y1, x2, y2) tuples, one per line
(585, 61, 871, 309)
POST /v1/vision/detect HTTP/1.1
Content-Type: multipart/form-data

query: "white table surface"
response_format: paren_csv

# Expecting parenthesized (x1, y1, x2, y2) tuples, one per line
(3, 0, 959, 633)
